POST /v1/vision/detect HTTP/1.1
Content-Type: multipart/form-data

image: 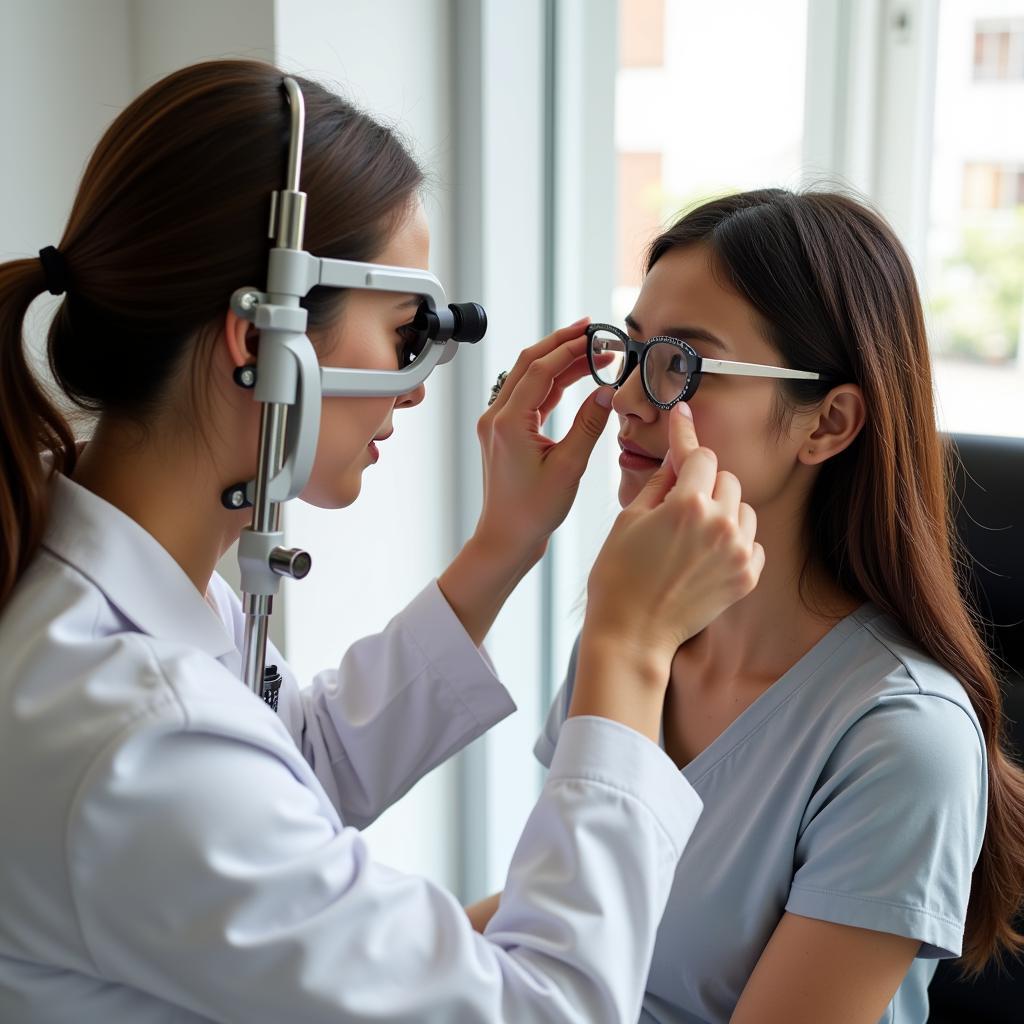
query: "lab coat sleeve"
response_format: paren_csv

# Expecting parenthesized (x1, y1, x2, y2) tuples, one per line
(68, 648, 701, 1024)
(272, 579, 516, 829)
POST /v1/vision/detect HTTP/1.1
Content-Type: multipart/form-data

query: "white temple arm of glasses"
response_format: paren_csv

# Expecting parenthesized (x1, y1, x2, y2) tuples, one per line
(699, 358, 820, 381)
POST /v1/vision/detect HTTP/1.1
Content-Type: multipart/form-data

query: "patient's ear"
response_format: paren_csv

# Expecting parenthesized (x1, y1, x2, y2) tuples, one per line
(798, 384, 865, 466)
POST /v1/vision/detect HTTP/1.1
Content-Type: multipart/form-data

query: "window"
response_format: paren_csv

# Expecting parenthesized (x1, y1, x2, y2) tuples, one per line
(619, 0, 665, 68)
(962, 162, 1024, 210)
(612, 0, 809, 321)
(927, 3, 1024, 437)
(973, 19, 1024, 79)
(607, 0, 810, 504)
(545, 2, 1024, 735)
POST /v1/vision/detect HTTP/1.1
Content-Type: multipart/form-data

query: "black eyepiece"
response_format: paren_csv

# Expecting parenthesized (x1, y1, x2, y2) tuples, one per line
(449, 302, 487, 343)
(410, 300, 487, 348)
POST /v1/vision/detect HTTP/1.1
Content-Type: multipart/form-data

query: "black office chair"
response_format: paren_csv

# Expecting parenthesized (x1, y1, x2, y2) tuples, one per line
(927, 433, 1024, 1024)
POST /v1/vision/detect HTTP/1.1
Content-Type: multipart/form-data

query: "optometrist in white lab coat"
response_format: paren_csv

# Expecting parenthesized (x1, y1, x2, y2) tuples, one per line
(0, 61, 765, 1024)
(0, 396, 758, 1024)
(0, 456, 695, 1023)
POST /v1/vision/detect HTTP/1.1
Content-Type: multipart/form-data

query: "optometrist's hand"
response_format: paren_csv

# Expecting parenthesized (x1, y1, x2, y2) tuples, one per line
(570, 403, 765, 742)
(438, 317, 614, 646)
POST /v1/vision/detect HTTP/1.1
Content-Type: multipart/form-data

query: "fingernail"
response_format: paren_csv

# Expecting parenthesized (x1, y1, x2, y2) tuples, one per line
(569, 315, 589, 328)
(595, 388, 613, 409)
(675, 401, 693, 419)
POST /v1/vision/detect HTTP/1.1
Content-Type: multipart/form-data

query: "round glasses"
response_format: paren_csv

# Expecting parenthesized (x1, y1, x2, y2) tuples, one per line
(586, 323, 823, 410)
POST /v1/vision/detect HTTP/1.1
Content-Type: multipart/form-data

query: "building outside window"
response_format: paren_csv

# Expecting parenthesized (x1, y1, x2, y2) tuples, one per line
(929, 2, 1024, 428)
(609, 0, 1023, 438)
(973, 18, 1024, 79)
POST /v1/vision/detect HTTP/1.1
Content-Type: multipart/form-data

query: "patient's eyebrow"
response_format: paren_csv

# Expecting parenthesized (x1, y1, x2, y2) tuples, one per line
(625, 313, 728, 352)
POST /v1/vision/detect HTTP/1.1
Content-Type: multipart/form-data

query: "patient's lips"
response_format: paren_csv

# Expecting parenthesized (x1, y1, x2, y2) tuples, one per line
(618, 435, 663, 472)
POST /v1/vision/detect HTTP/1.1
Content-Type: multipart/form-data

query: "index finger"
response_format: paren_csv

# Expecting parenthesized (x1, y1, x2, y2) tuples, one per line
(666, 402, 700, 474)
(487, 317, 590, 414)
(503, 335, 591, 416)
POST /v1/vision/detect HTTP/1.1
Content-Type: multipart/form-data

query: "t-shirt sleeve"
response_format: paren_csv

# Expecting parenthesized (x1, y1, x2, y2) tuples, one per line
(534, 634, 582, 769)
(786, 692, 987, 959)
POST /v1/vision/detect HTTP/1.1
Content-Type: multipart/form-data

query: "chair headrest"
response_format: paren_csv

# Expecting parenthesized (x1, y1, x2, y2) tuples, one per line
(948, 433, 1024, 674)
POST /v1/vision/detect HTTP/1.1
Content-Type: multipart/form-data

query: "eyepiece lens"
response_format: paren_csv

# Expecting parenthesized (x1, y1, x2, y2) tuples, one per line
(450, 302, 487, 343)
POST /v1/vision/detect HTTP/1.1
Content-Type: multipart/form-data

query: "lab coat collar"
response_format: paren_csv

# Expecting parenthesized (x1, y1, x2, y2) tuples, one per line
(42, 470, 238, 663)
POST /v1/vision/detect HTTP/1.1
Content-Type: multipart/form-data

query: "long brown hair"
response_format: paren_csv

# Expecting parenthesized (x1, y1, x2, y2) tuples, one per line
(647, 188, 1024, 974)
(0, 59, 423, 609)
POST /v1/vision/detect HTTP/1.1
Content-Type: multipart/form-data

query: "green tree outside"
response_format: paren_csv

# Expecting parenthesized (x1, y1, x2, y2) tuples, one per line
(930, 209, 1024, 362)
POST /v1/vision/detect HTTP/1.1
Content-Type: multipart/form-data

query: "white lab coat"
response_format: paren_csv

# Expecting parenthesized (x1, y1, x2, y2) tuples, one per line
(0, 470, 702, 1023)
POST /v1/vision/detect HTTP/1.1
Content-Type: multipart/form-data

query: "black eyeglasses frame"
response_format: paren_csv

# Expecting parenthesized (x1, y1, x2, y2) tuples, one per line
(585, 322, 824, 410)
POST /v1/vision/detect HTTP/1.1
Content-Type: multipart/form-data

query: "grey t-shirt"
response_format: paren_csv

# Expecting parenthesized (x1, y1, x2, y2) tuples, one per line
(535, 604, 987, 1024)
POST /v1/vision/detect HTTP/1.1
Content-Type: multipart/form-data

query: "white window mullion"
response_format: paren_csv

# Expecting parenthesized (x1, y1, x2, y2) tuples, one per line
(545, 0, 619, 716)
(803, 0, 940, 275)
(451, 0, 549, 902)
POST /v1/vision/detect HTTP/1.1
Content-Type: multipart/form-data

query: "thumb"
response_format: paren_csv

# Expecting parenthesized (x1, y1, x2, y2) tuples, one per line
(553, 387, 614, 480)
(666, 400, 699, 474)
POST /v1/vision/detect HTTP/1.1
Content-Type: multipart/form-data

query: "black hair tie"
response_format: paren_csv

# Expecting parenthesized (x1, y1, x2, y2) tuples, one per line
(38, 246, 69, 296)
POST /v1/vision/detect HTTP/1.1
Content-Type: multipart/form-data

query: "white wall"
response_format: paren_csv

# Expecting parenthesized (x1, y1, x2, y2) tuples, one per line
(0, 1, 133, 254)
(0, 0, 134, 375)
(131, 0, 275, 89)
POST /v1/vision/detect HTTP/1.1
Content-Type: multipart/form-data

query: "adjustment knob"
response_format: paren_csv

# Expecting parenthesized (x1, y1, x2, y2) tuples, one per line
(269, 546, 312, 580)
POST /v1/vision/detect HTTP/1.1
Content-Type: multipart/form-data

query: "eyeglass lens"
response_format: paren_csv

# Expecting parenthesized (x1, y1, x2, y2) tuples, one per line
(589, 329, 628, 385)
(589, 329, 694, 405)
(643, 340, 693, 406)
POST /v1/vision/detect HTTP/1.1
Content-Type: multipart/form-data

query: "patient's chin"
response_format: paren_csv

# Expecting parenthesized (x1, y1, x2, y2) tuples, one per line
(618, 468, 656, 508)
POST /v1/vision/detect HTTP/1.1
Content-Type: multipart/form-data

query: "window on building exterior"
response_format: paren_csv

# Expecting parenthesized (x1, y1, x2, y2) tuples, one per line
(612, 0, 808, 321)
(963, 162, 1024, 210)
(973, 20, 1024, 79)
(928, 4, 1024, 436)
(609, 1, 1024, 437)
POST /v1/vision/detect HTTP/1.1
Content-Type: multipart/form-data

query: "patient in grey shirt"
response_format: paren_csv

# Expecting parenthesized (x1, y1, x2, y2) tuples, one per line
(536, 605, 984, 1024)
(502, 188, 1006, 1023)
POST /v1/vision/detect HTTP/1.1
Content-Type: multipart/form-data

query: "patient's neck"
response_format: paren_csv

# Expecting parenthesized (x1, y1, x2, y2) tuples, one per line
(674, 498, 860, 691)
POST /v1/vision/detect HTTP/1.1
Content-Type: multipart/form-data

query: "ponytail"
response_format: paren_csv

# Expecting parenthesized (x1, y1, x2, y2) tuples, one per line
(0, 257, 77, 609)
